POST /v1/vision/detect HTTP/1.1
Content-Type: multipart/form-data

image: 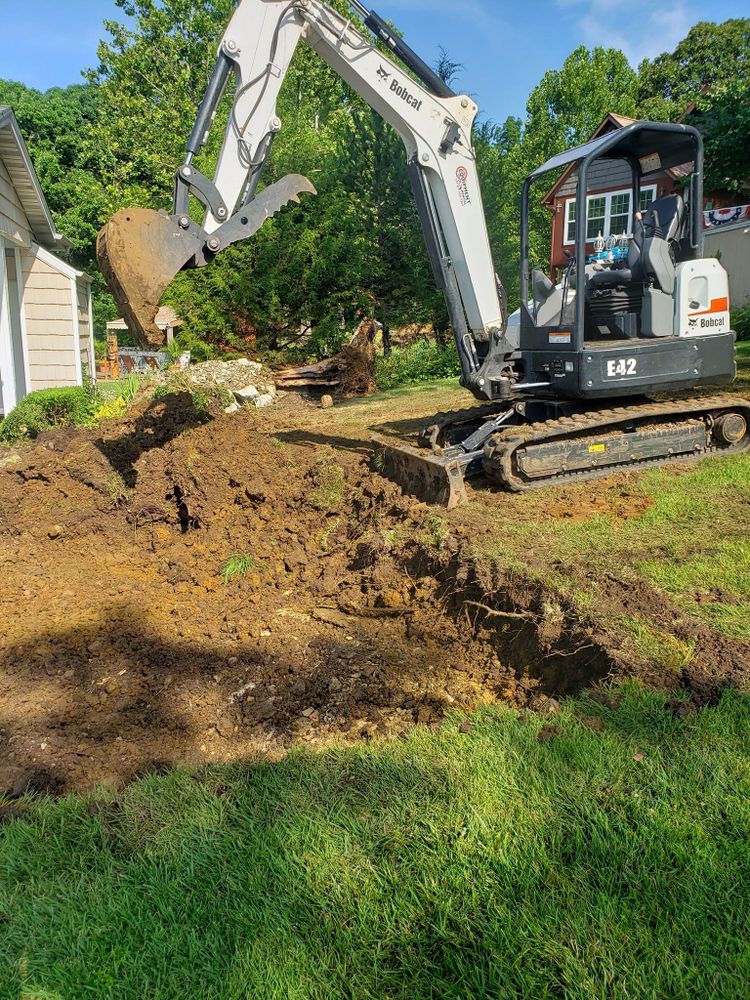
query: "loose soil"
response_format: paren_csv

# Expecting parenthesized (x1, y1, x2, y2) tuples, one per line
(1, 389, 748, 794)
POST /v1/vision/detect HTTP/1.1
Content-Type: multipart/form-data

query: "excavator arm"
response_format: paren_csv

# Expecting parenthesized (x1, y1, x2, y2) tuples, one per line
(97, 0, 513, 393)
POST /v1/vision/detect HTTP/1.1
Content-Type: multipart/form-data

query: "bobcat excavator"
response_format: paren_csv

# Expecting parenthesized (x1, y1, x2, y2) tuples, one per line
(97, 0, 750, 508)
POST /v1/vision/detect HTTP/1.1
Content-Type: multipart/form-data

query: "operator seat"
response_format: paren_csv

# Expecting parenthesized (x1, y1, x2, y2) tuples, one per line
(585, 193, 686, 339)
(586, 194, 686, 292)
(639, 194, 686, 296)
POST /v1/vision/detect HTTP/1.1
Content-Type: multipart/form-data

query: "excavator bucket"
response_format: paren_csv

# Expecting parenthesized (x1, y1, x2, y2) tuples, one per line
(97, 208, 203, 349)
(97, 175, 318, 349)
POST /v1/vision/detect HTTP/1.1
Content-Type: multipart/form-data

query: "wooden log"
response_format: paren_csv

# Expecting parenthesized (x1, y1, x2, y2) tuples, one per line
(274, 319, 378, 396)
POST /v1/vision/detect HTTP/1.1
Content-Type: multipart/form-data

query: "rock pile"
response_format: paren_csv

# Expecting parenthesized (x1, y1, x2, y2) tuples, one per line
(185, 359, 278, 410)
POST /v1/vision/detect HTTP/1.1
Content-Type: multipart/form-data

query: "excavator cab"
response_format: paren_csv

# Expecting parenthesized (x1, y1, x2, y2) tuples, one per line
(517, 121, 736, 400)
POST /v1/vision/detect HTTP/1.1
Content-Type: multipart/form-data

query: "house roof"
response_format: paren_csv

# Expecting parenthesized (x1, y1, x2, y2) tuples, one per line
(106, 306, 183, 332)
(541, 113, 639, 206)
(0, 106, 70, 250)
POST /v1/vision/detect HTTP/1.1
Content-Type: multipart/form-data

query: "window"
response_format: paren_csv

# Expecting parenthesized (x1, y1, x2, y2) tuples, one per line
(586, 197, 607, 240)
(609, 192, 630, 236)
(564, 185, 657, 244)
(565, 200, 577, 243)
(639, 188, 656, 213)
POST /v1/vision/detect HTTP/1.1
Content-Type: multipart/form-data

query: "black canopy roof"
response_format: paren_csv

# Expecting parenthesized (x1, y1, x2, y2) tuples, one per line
(528, 121, 701, 180)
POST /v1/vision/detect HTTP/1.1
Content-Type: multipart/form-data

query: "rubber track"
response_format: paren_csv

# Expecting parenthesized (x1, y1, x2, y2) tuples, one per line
(482, 394, 750, 492)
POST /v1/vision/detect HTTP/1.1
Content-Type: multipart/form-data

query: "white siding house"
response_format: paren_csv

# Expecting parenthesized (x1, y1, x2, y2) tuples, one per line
(0, 106, 93, 416)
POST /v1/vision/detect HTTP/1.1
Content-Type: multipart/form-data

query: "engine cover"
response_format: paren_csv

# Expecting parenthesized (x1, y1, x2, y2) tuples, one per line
(675, 258, 732, 337)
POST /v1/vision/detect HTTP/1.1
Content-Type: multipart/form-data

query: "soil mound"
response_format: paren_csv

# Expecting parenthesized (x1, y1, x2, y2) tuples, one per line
(0, 395, 748, 794)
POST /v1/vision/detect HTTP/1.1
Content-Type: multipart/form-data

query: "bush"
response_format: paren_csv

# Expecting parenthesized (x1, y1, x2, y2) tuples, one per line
(732, 305, 750, 342)
(0, 386, 97, 443)
(375, 339, 462, 391)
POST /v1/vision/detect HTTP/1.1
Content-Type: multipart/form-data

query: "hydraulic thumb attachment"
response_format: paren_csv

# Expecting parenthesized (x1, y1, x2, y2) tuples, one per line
(96, 174, 317, 349)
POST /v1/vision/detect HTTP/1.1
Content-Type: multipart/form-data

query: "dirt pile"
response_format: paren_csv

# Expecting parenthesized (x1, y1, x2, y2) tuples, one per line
(0, 392, 748, 795)
(0, 399, 529, 793)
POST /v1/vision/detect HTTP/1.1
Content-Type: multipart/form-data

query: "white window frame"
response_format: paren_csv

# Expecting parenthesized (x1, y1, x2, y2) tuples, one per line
(564, 185, 657, 245)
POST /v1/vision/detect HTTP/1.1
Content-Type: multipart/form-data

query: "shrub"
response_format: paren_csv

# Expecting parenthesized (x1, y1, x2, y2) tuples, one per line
(732, 305, 750, 342)
(93, 396, 128, 422)
(0, 386, 97, 443)
(375, 339, 462, 391)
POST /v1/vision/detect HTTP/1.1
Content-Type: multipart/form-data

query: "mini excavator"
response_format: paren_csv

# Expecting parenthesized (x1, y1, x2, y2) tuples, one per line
(97, 0, 750, 507)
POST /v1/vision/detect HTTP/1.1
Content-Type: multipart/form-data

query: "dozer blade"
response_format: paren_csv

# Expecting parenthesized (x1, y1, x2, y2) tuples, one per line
(374, 438, 470, 510)
(96, 174, 317, 350)
(97, 208, 202, 349)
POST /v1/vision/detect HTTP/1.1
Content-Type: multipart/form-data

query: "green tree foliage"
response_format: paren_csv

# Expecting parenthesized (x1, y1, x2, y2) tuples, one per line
(0, 79, 114, 331)
(483, 46, 638, 304)
(638, 19, 750, 121)
(0, 80, 104, 258)
(698, 79, 750, 193)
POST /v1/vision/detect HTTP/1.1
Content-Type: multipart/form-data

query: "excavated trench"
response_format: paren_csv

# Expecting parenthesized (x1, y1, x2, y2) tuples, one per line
(2, 395, 742, 798)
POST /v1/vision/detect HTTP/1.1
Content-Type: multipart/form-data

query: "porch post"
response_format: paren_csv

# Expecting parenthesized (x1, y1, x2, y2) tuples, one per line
(0, 237, 17, 413)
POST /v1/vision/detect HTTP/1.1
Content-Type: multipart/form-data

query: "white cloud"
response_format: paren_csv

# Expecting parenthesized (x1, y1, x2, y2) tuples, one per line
(563, 0, 695, 64)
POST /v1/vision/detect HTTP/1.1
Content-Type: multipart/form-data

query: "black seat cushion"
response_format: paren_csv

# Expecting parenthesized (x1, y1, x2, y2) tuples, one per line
(588, 267, 633, 289)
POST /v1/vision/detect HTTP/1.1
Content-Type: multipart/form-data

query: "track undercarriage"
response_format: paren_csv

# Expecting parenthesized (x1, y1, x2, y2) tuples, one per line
(376, 394, 750, 509)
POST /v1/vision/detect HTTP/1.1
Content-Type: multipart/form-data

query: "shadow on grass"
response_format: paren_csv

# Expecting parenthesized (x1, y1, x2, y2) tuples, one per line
(2, 688, 750, 998)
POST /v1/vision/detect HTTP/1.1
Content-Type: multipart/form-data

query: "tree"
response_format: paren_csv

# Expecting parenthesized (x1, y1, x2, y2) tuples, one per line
(637, 19, 750, 121)
(697, 79, 750, 193)
(0, 79, 113, 332)
(478, 46, 638, 307)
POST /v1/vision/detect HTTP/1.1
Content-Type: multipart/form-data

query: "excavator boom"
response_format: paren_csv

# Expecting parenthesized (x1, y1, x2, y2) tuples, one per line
(96, 0, 508, 366)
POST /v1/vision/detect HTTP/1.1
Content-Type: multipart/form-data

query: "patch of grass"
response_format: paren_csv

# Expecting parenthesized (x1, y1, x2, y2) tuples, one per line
(420, 514, 449, 549)
(474, 454, 750, 639)
(639, 537, 750, 640)
(319, 516, 341, 552)
(105, 472, 133, 509)
(2, 687, 750, 998)
(375, 339, 462, 391)
(311, 464, 345, 511)
(221, 553, 268, 584)
(619, 616, 696, 671)
(153, 374, 217, 417)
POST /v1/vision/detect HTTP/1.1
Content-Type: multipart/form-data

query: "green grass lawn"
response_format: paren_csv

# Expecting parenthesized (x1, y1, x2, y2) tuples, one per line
(2, 687, 750, 999)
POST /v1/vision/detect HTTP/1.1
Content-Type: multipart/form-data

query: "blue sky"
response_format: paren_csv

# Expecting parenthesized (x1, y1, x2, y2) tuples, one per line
(0, 0, 747, 122)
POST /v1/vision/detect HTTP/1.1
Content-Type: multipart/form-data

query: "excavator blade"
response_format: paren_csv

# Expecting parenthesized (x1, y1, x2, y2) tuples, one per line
(373, 438, 470, 510)
(96, 174, 318, 349)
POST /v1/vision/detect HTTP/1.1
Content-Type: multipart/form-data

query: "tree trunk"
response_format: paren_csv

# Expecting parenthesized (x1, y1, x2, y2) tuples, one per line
(382, 322, 392, 357)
